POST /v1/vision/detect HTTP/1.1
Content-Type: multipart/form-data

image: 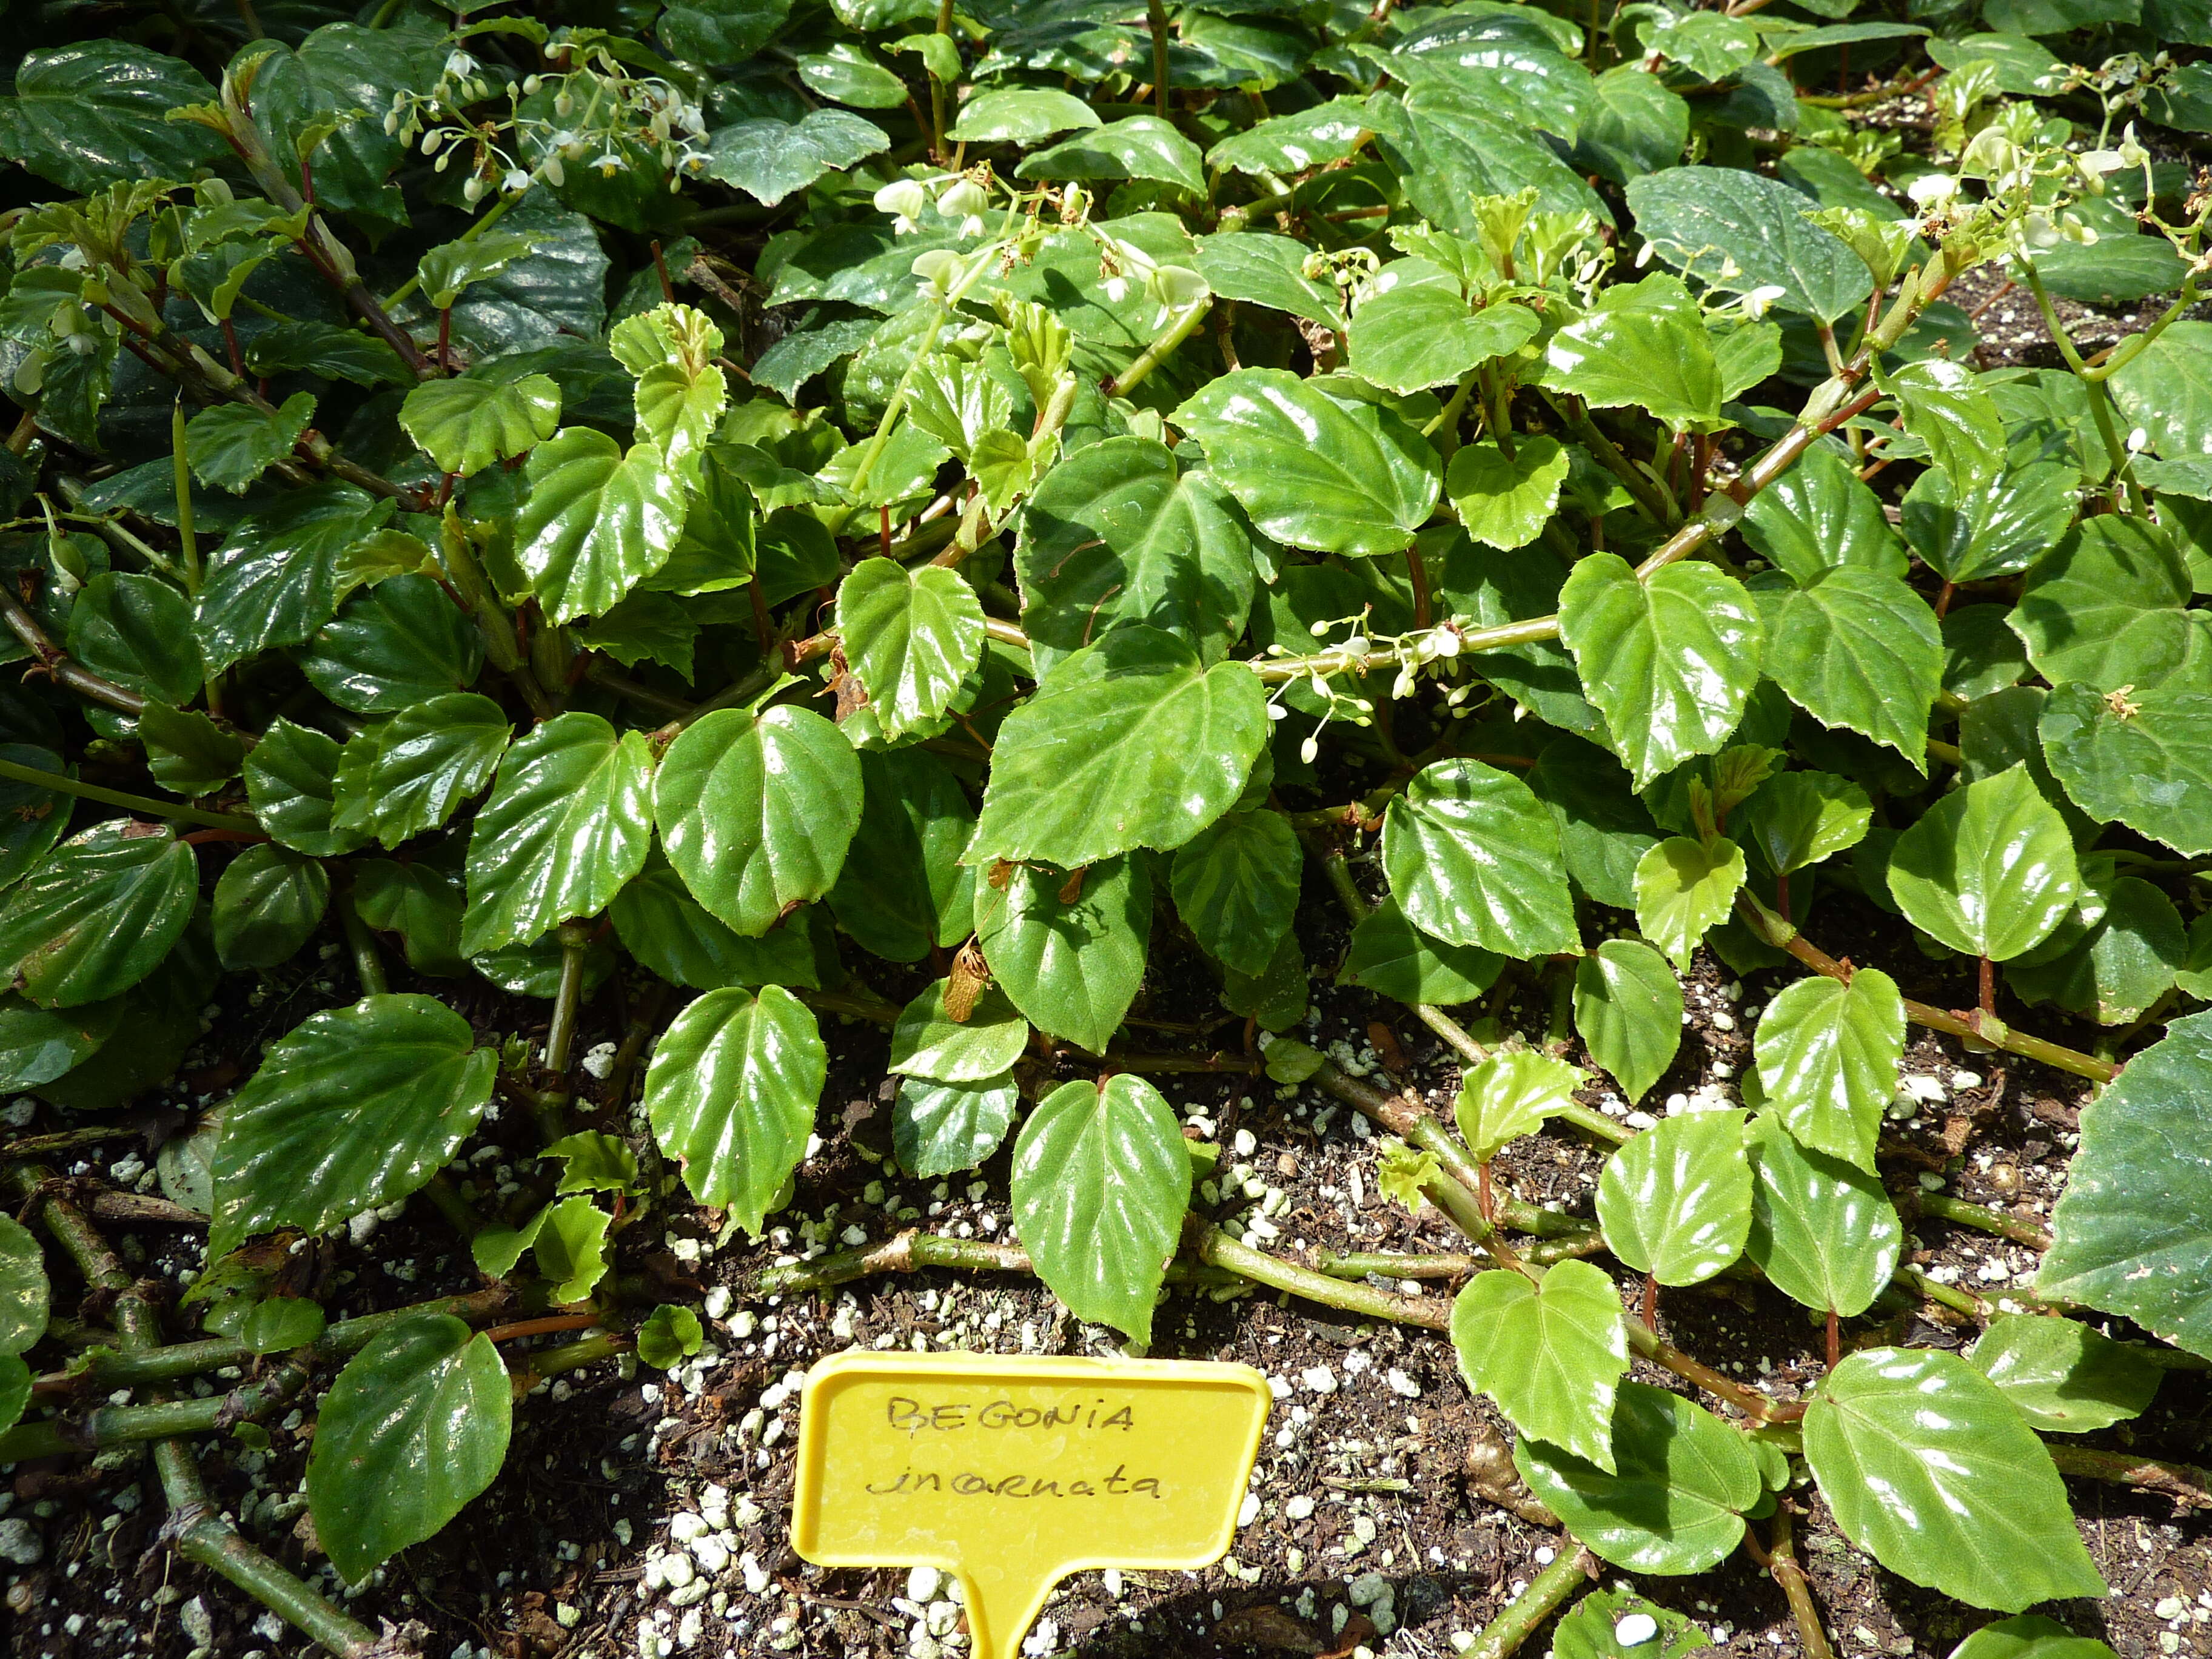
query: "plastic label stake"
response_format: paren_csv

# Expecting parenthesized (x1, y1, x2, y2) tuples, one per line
(792, 1350, 1272, 1659)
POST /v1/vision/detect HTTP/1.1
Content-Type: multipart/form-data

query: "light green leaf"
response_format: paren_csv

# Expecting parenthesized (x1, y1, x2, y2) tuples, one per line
(637, 1303, 705, 1369)
(1207, 97, 1373, 176)
(185, 394, 315, 494)
(2007, 873, 2182, 1025)
(415, 230, 538, 311)
(611, 304, 729, 478)
(1171, 811, 1300, 977)
(366, 692, 509, 846)
(643, 985, 824, 1235)
(1540, 306, 1720, 427)
(1966, 1313, 2162, 1433)
(398, 374, 560, 477)
(976, 854, 1151, 1054)
(2011, 515, 2212, 694)
(472, 1194, 609, 1304)
(836, 558, 987, 739)
(1455, 1049, 1581, 1162)
(1597, 1109, 1752, 1285)
(1010, 1073, 1190, 1343)
(1451, 1260, 1629, 1470)
(655, 704, 863, 937)
(0, 1213, 50, 1356)
(968, 625, 1267, 868)
(1171, 369, 1440, 558)
(890, 980, 1030, 1084)
(1900, 460, 2077, 585)
(1744, 1114, 1899, 1317)
(0, 822, 196, 1008)
(1948, 1620, 2117, 1659)
(210, 994, 495, 1259)
(1551, 1589, 1708, 1659)
(1572, 939, 1682, 1105)
(1016, 115, 1206, 195)
(702, 109, 888, 207)
(1887, 358, 2006, 497)
(461, 712, 655, 957)
(212, 844, 329, 971)
(1804, 1347, 2106, 1612)
(1382, 758, 1578, 957)
(1447, 436, 1571, 551)
(1740, 443, 1908, 585)
(306, 1315, 511, 1584)
(2040, 681, 2212, 857)
(513, 427, 685, 623)
(1752, 969, 1903, 1171)
(948, 87, 1099, 143)
(1737, 771, 1870, 876)
(1349, 264, 1539, 395)
(1633, 836, 1745, 971)
(893, 1074, 1019, 1179)
(1191, 232, 1347, 330)
(1886, 764, 2079, 962)
(545, 1131, 641, 1198)
(1339, 896, 1503, 1006)
(2109, 318, 2212, 458)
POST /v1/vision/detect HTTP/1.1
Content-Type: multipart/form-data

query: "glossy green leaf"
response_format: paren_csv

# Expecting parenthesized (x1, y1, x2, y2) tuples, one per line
(1447, 436, 1571, 551)
(1740, 443, 1908, 585)
(186, 394, 315, 494)
(472, 1194, 609, 1304)
(969, 625, 1266, 868)
(0, 1213, 48, 1356)
(212, 844, 330, 971)
(1572, 939, 1682, 1105)
(1752, 968, 1903, 1171)
(636, 1303, 704, 1369)
(1550, 1588, 1708, 1659)
(1900, 460, 2077, 585)
(0, 992, 122, 1090)
(703, 109, 889, 207)
(643, 985, 824, 1235)
(1016, 437, 1256, 677)
(1010, 1073, 1189, 1343)
(241, 1296, 326, 1356)
(300, 574, 484, 716)
(827, 747, 974, 962)
(893, 1074, 1020, 1179)
(139, 703, 246, 797)
(306, 1315, 511, 1584)
(1626, 167, 1870, 322)
(1804, 1347, 2106, 1612)
(1633, 836, 1744, 972)
(1597, 1108, 1751, 1285)
(2040, 1010, 2212, 1359)
(1759, 568, 1940, 768)
(366, 692, 509, 846)
(1222, 925, 1309, 1032)
(1738, 771, 1870, 876)
(399, 374, 561, 477)
(1016, 115, 1206, 195)
(1886, 765, 2079, 962)
(1515, 1382, 1762, 1575)
(1744, 1114, 1899, 1317)
(890, 980, 1030, 1083)
(0, 747, 70, 891)
(67, 573, 203, 708)
(948, 87, 1098, 143)
(2110, 318, 2212, 457)
(0, 822, 196, 1007)
(1170, 811, 1300, 978)
(611, 304, 731, 478)
(1191, 232, 1347, 330)
(1171, 370, 1440, 558)
(2010, 515, 2211, 692)
(1558, 555, 1764, 788)
(656, 704, 863, 937)
(546, 1131, 640, 1198)
(796, 44, 907, 108)
(1572, 64, 1689, 186)
(513, 427, 685, 623)
(611, 862, 819, 992)
(1947, 1620, 2117, 1659)
(197, 484, 392, 675)
(1382, 759, 1578, 957)
(1208, 97, 1373, 176)
(2040, 679, 2212, 856)
(1349, 264, 1538, 396)
(0, 42, 225, 193)
(1527, 737, 1660, 910)
(1339, 896, 1503, 1005)
(1366, 84, 1608, 235)
(1966, 1313, 2162, 1433)
(976, 854, 1151, 1054)
(1540, 305, 1720, 428)
(354, 859, 466, 977)
(1456, 1049, 1581, 1162)
(245, 717, 367, 857)
(2007, 872, 2184, 1025)
(461, 712, 655, 957)
(1452, 1260, 1629, 1470)
(210, 994, 495, 1259)
(836, 558, 987, 739)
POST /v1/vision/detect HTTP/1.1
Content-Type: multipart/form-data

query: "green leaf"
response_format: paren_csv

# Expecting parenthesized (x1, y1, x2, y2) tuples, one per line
(306, 1315, 511, 1584)
(1349, 264, 1539, 396)
(637, 1304, 705, 1369)
(1550, 1589, 1708, 1659)
(969, 625, 1266, 868)
(0, 42, 224, 193)
(1191, 233, 1347, 330)
(1339, 896, 1503, 1005)
(415, 232, 538, 312)
(1017, 115, 1207, 195)
(1171, 370, 1440, 558)
(611, 304, 730, 478)
(1572, 64, 1689, 186)
(612, 862, 820, 992)
(1540, 306, 1720, 428)
(836, 558, 987, 739)
(1446, 436, 1571, 551)
(139, 702, 246, 797)
(353, 859, 466, 977)
(0, 746, 68, 891)
(212, 844, 330, 971)
(210, 994, 495, 1259)
(1382, 759, 1578, 957)
(1744, 1114, 1899, 1317)
(703, 109, 888, 207)
(1208, 96, 1373, 176)
(1752, 969, 1903, 1171)
(2007, 872, 2183, 1025)
(1010, 1073, 1190, 1343)
(1633, 836, 1745, 971)
(2012, 516, 2211, 694)
(2109, 319, 2212, 459)
(1017, 437, 1256, 677)
(890, 980, 1030, 1083)
(948, 87, 1099, 143)
(1943, 605, 2031, 702)
(1452, 1259, 1629, 1468)
(1558, 555, 1765, 788)
(399, 374, 560, 477)
(1514, 1381, 1762, 1575)
(1900, 460, 2077, 585)
(472, 1195, 609, 1304)
(198, 483, 392, 675)
(659, 0, 792, 65)
(1455, 1048, 1581, 1162)
(245, 717, 366, 857)
(1527, 737, 1659, 910)
(1365, 84, 1609, 236)
(1740, 443, 1908, 585)
(826, 748, 973, 962)
(976, 854, 1151, 1054)
(366, 692, 509, 846)
(67, 572, 204, 708)
(1886, 765, 2079, 962)
(0, 1212, 50, 1356)
(1737, 771, 1870, 876)
(1572, 939, 1682, 1105)
(1223, 925, 1309, 1031)
(797, 44, 907, 109)
(0, 822, 196, 1008)
(1886, 358, 2006, 497)
(893, 1074, 1020, 1179)
(1597, 1109, 1752, 1285)
(1170, 811, 1300, 978)
(545, 1131, 641, 1198)
(1804, 1348, 2106, 1612)
(462, 712, 655, 957)
(185, 395, 315, 495)
(2040, 681, 2212, 856)
(0, 993, 122, 1091)
(1626, 167, 1871, 323)
(241, 1296, 326, 1356)
(655, 705, 863, 937)
(1948, 1620, 2117, 1659)
(300, 574, 484, 716)
(1759, 567, 1940, 768)
(2040, 1010, 2212, 1358)
(1966, 1313, 2162, 1433)
(513, 427, 685, 623)
(643, 985, 824, 1235)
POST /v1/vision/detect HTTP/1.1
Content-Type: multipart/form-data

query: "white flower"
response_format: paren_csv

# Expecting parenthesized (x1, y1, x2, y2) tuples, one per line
(2128, 426, 2150, 452)
(463, 175, 485, 203)
(540, 153, 566, 188)
(2077, 146, 2125, 176)
(1299, 734, 1320, 765)
(873, 178, 931, 234)
(1144, 263, 1208, 324)
(1906, 173, 1960, 209)
(939, 177, 988, 237)
(443, 50, 478, 80)
(594, 149, 626, 178)
(1741, 283, 1786, 320)
(2018, 210, 2060, 250)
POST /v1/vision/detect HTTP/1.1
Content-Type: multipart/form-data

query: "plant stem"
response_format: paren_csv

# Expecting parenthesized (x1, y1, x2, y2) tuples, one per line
(1146, 0, 1172, 118)
(1104, 297, 1212, 398)
(170, 399, 201, 594)
(1314, 1249, 1477, 1279)
(1461, 1544, 1595, 1659)
(2046, 1444, 2212, 1510)
(0, 591, 149, 716)
(336, 888, 388, 996)
(0, 756, 253, 831)
(1749, 1508, 1835, 1659)
(2, 1362, 310, 1460)
(506, 1332, 628, 1392)
(1192, 1221, 1449, 1329)
(1915, 1191, 2052, 1251)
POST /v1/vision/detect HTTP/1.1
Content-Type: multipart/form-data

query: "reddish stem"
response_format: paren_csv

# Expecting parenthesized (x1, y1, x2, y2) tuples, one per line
(482, 1314, 602, 1344)
(1825, 1307, 1840, 1372)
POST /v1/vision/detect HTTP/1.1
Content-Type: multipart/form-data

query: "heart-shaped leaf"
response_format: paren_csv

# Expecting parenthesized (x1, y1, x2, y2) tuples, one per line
(0, 822, 197, 1007)
(976, 854, 1151, 1054)
(2010, 515, 2211, 693)
(1456, 1049, 1581, 1162)
(1752, 968, 1904, 1171)
(212, 843, 330, 971)
(1447, 435, 1572, 551)
(2039, 680, 2212, 857)
(1744, 1113, 1899, 1318)
(1887, 764, 2079, 962)
(1171, 811, 1301, 977)
(1349, 264, 1539, 395)
(1597, 1109, 1752, 1285)
(1452, 1260, 1630, 1469)
(245, 717, 367, 857)
(513, 426, 685, 623)
(366, 692, 509, 846)
(836, 558, 987, 739)
(1966, 1313, 2163, 1433)
(1633, 835, 1744, 971)
(893, 1074, 1020, 1179)
(1382, 758, 1578, 957)
(1759, 566, 1942, 768)
(1572, 939, 1683, 1105)
(399, 373, 561, 477)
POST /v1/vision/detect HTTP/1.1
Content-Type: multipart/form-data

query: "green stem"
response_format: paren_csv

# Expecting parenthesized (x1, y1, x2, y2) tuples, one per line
(170, 400, 201, 594)
(1105, 297, 1213, 398)
(378, 196, 514, 317)
(1461, 1545, 1595, 1659)
(335, 888, 387, 996)
(508, 1331, 628, 1390)
(1916, 1191, 2051, 1252)
(0, 591, 147, 717)
(0, 756, 253, 831)
(2046, 1444, 2212, 1509)
(1315, 1249, 1477, 1279)
(1193, 1222, 1449, 1329)
(1, 1364, 309, 1461)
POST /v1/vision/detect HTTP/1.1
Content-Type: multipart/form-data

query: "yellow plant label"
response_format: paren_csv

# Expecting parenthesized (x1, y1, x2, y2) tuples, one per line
(792, 1350, 1272, 1659)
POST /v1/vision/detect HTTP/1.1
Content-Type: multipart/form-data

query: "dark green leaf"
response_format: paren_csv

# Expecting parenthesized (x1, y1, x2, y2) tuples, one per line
(300, 574, 484, 716)
(198, 484, 393, 675)
(366, 692, 509, 846)
(976, 855, 1151, 1054)
(2040, 680, 2212, 857)
(1171, 811, 1300, 977)
(185, 395, 315, 495)
(1740, 443, 1907, 585)
(1887, 765, 2079, 962)
(0, 44, 224, 193)
(212, 844, 330, 971)
(67, 573, 203, 708)
(244, 718, 367, 858)
(2011, 515, 2210, 693)
(0, 822, 196, 1008)
(1626, 167, 1871, 323)
(643, 985, 823, 1234)
(1339, 896, 1503, 1005)
(139, 702, 246, 797)
(611, 861, 821, 991)
(704, 109, 888, 206)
